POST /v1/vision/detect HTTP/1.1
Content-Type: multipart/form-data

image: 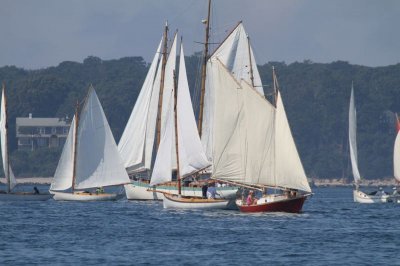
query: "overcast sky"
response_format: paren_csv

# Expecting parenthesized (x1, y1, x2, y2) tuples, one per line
(1, 0, 399, 69)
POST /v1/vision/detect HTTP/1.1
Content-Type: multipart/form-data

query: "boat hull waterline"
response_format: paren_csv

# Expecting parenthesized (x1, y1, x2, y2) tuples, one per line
(124, 181, 238, 200)
(52, 191, 121, 201)
(163, 193, 230, 209)
(353, 190, 390, 203)
(0, 192, 53, 201)
(236, 194, 309, 213)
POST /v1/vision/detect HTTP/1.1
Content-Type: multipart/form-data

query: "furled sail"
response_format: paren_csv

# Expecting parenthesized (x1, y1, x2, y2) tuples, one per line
(177, 44, 210, 177)
(394, 117, 400, 182)
(74, 87, 130, 189)
(50, 116, 76, 191)
(0, 88, 17, 191)
(118, 38, 162, 173)
(349, 87, 361, 183)
(202, 22, 263, 161)
(211, 59, 311, 192)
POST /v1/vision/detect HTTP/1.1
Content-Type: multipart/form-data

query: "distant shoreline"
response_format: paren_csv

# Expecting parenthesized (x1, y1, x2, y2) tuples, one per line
(1, 177, 398, 187)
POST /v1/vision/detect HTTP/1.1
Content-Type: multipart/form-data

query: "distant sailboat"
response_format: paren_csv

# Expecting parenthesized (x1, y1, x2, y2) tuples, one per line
(350, 85, 389, 203)
(50, 86, 130, 201)
(154, 42, 229, 209)
(118, 24, 237, 200)
(0, 85, 52, 201)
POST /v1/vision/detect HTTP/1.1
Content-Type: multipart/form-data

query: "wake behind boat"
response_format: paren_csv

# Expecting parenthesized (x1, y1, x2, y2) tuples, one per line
(50, 86, 130, 201)
(0, 85, 52, 201)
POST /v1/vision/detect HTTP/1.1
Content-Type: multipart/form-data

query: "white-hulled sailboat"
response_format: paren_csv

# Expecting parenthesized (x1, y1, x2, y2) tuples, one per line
(0, 85, 52, 201)
(391, 114, 400, 202)
(153, 42, 229, 209)
(350, 85, 389, 203)
(118, 24, 237, 200)
(50, 86, 130, 201)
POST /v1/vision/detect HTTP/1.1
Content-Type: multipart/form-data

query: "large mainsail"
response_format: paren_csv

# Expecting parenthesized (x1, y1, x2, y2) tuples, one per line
(349, 87, 361, 183)
(211, 59, 311, 192)
(150, 43, 210, 186)
(118, 39, 162, 173)
(202, 22, 263, 161)
(50, 116, 76, 191)
(0, 88, 17, 191)
(74, 87, 130, 189)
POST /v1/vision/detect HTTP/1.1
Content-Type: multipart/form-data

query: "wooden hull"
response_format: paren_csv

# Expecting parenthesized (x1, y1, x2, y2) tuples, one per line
(236, 194, 308, 213)
(0, 191, 53, 201)
(124, 181, 238, 200)
(353, 190, 390, 203)
(52, 191, 121, 201)
(163, 193, 229, 209)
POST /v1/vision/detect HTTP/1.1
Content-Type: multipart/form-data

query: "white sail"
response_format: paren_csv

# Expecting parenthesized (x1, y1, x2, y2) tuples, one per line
(150, 90, 174, 186)
(349, 87, 361, 183)
(394, 126, 400, 182)
(118, 38, 162, 173)
(160, 34, 178, 170)
(74, 87, 130, 189)
(177, 44, 210, 177)
(211, 59, 311, 192)
(0, 88, 17, 191)
(211, 23, 263, 94)
(50, 116, 76, 191)
(274, 91, 311, 192)
(202, 22, 263, 162)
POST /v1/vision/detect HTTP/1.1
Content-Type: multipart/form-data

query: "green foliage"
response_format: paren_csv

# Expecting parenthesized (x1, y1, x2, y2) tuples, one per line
(1, 56, 400, 179)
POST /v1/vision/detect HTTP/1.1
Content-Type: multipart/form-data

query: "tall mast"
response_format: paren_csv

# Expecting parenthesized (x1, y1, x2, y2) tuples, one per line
(156, 22, 169, 147)
(71, 100, 79, 192)
(247, 34, 255, 87)
(197, 0, 211, 137)
(3, 84, 11, 193)
(272, 66, 278, 107)
(173, 70, 181, 195)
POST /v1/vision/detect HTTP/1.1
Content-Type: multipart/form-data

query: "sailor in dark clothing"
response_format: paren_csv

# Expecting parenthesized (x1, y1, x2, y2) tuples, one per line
(202, 183, 209, 199)
(33, 186, 40, 194)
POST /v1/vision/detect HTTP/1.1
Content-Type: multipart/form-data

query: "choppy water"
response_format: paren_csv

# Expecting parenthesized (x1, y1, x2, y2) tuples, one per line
(0, 186, 399, 265)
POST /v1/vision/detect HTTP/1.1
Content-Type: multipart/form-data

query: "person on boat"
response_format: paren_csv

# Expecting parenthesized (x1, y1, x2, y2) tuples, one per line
(246, 190, 258, 205)
(202, 183, 208, 199)
(207, 183, 219, 199)
(33, 186, 40, 194)
(96, 187, 104, 194)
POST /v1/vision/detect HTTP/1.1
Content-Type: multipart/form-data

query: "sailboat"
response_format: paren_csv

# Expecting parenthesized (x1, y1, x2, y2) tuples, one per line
(0, 85, 52, 201)
(50, 86, 130, 201)
(392, 115, 400, 202)
(193, 1, 311, 213)
(350, 85, 389, 203)
(118, 24, 237, 200)
(151, 42, 229, 209)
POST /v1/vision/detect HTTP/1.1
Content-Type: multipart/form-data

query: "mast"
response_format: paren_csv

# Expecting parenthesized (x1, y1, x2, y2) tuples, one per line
(272, 66, 278, 107)
(3, 84, 11, 193)
(247, 35, 255, 87)
(197, 0, 211, 136)
(173, 70, 181, 195)
(156, 22, 169, 147)
(71, 100, 79, 192)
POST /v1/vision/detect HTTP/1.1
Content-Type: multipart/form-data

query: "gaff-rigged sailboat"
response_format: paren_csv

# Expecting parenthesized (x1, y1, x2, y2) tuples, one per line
(50, 86, 130, 201)
(349, 86, 390, 203)
(152, 43, 229, 209)
(117, 24, 237, 200)
(0, 85, 52, 201)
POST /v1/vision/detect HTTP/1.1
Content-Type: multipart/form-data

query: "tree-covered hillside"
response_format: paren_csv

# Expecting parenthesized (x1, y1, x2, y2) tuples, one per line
(1, 55, 400, 179)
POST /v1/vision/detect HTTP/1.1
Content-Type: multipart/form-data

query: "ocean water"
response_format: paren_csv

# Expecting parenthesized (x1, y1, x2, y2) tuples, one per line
(0, 186, 399, 265)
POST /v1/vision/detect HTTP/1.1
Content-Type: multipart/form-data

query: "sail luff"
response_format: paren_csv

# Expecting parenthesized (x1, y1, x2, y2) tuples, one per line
(349, 86, 361, 183)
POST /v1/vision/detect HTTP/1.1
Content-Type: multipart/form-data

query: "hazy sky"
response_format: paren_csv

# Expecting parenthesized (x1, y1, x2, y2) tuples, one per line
(1, 0, 399, 69)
